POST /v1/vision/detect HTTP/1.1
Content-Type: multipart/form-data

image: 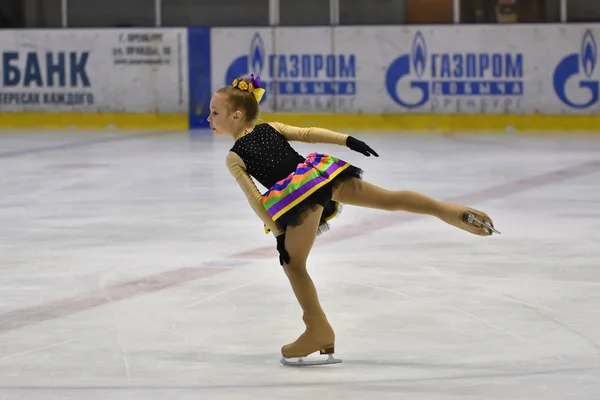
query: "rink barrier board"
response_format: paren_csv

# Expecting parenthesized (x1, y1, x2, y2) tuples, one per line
(1, 113, 600, 132)
(2, 25, 600, 131)
(259, 114, 600, 132)
(0, 113, 188, 130)
(206, 25, 600, 130)
(0, 28, 189, 116)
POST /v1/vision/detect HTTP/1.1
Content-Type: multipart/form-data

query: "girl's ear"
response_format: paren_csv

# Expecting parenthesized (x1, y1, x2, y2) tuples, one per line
(233, 110, 243, 121)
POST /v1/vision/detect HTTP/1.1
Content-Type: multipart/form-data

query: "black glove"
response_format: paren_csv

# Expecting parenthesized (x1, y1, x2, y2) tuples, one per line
(347, 136, 379, 157)
(276, 234, 290, 266)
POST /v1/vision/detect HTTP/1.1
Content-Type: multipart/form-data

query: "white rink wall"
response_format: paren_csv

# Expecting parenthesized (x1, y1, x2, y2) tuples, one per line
(1, 24, 600, 130)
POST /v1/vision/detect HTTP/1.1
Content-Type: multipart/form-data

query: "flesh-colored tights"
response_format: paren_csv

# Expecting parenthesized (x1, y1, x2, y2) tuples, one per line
(280, 177, 493, 358)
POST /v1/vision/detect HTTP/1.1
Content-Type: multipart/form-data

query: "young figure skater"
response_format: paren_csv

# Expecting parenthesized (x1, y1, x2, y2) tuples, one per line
(209, 75, 498, 366)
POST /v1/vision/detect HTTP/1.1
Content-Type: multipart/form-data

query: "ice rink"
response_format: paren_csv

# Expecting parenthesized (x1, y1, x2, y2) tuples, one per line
(1, 128, 599, 399)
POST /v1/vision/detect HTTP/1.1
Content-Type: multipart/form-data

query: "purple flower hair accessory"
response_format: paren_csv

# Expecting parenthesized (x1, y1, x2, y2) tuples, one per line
(250, 73, 262, 88)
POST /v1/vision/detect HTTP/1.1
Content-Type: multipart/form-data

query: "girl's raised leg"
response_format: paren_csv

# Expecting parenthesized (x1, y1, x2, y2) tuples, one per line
(332, 178, 495, 236)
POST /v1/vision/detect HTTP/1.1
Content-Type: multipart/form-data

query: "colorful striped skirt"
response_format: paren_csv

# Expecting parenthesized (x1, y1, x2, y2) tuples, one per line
(261, 152, 362, 234)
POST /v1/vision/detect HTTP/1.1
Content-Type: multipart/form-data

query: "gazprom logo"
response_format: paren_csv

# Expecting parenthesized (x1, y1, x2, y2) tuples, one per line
(224, 32, 357, 110)
(385, 30, 524, 111)
(554, 29, 599, 109)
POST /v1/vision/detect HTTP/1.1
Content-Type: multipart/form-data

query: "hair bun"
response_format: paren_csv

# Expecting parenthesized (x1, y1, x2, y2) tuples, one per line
(231, 74, 265, 103)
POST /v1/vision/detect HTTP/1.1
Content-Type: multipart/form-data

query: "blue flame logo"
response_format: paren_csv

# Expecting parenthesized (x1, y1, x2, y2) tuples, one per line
(385, 31, 429, 108)
(250, 33, 265, 75)
(581, 29, 596, 78)
(224, 32, 268, 103)
(553, 29, 599, 109)
(411, 31, 427, 78)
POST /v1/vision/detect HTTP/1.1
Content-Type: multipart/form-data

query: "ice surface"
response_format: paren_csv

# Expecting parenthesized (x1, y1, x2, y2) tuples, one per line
(0, 128, 599, 399)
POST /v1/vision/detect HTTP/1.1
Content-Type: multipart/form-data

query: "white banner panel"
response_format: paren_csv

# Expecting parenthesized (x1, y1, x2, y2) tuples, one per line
(0, 29, 188, 113)
(212, 24, 600, 115)
(211, 27, 357, 114)
(342, 25, 527, 114)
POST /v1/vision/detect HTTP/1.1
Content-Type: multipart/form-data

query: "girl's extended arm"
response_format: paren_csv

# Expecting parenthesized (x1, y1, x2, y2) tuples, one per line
(268, 122, 348, 146)
(269, 122, 379, 157)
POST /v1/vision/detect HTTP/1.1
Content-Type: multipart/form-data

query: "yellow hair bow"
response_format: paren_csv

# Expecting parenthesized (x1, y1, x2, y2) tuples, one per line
(251, 87, 266, 103)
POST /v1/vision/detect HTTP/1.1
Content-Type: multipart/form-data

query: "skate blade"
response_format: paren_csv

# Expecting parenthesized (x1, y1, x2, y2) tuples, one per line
(464, 212, 501, 235)
(280, 354, 342, 366)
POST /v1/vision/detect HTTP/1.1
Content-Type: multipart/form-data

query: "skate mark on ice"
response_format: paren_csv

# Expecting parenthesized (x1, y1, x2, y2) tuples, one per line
(116, 332, 131, 385)
(349, 281, 528, 342)
(482, 287, 600, 369)
(481, 288, 559, 314)
(0, 366, 593, 391)
(502, 293, 600, 356)
(474, 277, 600, 287)
(0, 268, 227, 335)
(181, 280, 261, 309)
(0, 130, 173, 159)
(0, 328, 113, 363)
(501, 292, 600, 379)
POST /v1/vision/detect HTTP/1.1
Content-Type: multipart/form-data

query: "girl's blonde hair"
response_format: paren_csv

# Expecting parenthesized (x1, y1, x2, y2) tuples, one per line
(216, 74, 266, 123)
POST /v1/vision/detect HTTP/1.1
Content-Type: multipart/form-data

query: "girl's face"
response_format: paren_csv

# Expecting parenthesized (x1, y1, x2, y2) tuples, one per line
(208, 93, 241, 137)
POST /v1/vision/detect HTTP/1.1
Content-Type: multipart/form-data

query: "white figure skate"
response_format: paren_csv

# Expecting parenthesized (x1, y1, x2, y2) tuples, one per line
(281, 347, 342, 366)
